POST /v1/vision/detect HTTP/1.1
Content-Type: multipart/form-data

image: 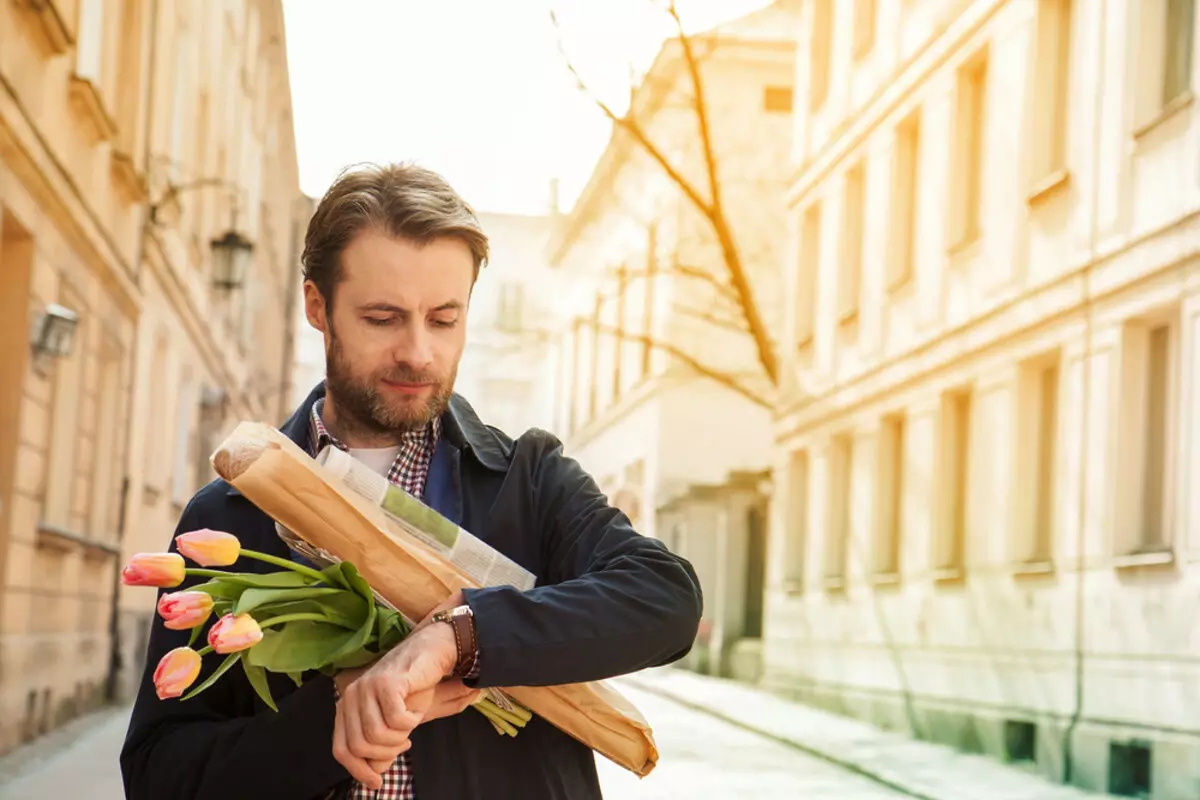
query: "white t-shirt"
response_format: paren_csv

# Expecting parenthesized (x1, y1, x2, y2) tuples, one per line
(349, 446, 402, 479)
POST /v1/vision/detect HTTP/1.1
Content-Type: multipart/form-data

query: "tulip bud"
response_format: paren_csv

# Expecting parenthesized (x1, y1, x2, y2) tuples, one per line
(175, 529, 241, 568)
(121, 553, 186, 588)
(207, 613, 263, 654)
(157, 591, 214, 631)
(153, 647, 202, 700)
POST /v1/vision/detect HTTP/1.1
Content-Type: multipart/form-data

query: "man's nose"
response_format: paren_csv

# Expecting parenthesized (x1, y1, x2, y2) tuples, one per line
(393, 323, 434, 370)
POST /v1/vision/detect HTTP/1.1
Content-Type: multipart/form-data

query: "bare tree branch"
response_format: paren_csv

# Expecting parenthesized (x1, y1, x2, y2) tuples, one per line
(665, 0, 780, 386)
(672, 303, 749, 335)
(482, 321, 771, 409)
(550, 9, 713, 215)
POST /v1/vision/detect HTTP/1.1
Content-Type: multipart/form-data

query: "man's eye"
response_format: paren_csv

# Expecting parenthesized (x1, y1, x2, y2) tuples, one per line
(432, 319, 458, 329)
(365, 317, 393, 327)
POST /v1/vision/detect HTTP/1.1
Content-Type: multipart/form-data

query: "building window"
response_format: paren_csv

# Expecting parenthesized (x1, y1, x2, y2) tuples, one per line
(1118, 319, 1175, 555)
(640, 226, 657, 379)
(1029, 0, 1073, 185)
(1005, 720, 1037, 763)
(839, 160, 865, 324)
(763, 86, 793, 113)
(497, 282, 524, 332)
(874, 415, 904, 577)
(936, 389, 972, 577)
(1016, 354, 1060, 565)
(1109, 741, 1152, 797)
(809, 0, 833, 111)
(1163, 0, 1195, 105)
(44, 290, 88, 530)
(75, 0, 107, 84)
(795, 202, 821, 347)
(172, 379, 195, 506)
(888, 109, 920, 290)
(783, 449, 810, 591)
(949, 49, 989, 250)
(824, 434, 852, 588)
(853, 0, 876, 60)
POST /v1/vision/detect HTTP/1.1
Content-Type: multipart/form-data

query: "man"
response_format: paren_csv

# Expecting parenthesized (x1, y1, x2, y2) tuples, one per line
(120, 162, 703, 800)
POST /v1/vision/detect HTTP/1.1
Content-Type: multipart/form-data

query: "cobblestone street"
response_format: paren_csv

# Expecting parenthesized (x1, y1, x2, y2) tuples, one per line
(595, 685, 909, 799)
(0, 675, 1111, 799)
(0, 681, 910, 800)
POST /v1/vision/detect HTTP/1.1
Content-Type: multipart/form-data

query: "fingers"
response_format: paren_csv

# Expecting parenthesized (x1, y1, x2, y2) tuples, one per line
(423, 680, 485, 722)
(332, 701, 385, 791)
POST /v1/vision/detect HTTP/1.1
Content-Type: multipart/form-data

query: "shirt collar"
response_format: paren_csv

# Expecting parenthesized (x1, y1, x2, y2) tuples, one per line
(308, 397, 440, 457)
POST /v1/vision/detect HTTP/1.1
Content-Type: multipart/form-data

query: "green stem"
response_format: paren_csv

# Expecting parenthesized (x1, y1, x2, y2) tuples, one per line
(196, 645, 213, 657)
(186, 568, 241, 580)
(239, 549, 329, 584)
(256, 612, 351, 630)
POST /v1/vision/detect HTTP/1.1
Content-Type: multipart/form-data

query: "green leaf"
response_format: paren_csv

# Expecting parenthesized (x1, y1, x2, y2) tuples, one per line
(248, 593, 368, 630)
(223, 572, 315, 589)
(286, 671, 304, 688)
(181, 652, 241, 702)
(212, 601, 233, 618)
(242, 660, 278, 712)
(320, 563, 352, 590)
(327, 648, 382, 670)
(246, 621, 363, 673)
(187, 624, 203, 648)
(234, 586, 344, 616)
(189, 580, 248, 600)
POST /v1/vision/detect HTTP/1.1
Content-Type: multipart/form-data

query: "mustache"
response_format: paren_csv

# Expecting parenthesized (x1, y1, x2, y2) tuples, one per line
(380, 365, 439, 384)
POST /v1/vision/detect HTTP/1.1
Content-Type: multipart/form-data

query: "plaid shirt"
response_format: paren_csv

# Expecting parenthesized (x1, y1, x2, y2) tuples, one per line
(308, 399, 437, 800)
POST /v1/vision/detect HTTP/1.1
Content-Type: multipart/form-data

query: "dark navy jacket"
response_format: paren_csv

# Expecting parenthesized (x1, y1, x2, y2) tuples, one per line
(120, 384, 703, 800)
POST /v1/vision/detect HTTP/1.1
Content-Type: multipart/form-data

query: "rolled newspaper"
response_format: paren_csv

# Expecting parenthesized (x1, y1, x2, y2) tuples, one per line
(210, 421, 658, 777)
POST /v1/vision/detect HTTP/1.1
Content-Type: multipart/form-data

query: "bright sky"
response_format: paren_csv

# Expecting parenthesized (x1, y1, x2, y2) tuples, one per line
(281, 0, 775, 216)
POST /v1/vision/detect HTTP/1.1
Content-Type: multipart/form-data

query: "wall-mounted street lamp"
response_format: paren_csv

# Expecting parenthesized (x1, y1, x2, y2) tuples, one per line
(210, 229, 254, 291)
(149, 174, 255, 292)
(30, 303, 79, 374)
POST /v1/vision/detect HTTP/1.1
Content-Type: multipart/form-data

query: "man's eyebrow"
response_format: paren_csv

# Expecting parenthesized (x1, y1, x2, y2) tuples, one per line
(357, 302, 408, 314)
(356, 301, 464, 314)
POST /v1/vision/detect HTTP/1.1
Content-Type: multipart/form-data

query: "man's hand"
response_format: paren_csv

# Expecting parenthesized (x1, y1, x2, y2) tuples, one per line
(331, 620, 458, 789)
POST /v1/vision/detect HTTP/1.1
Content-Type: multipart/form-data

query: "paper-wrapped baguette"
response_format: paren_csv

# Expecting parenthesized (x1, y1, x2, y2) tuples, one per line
(211, 421, 658, 777)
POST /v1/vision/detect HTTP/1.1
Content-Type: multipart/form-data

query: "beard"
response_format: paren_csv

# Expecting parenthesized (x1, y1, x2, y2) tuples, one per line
(324, 332, 455, 436)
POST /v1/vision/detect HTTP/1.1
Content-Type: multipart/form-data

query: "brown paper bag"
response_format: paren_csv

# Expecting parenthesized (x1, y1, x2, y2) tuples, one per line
(211, 421, 658, 777)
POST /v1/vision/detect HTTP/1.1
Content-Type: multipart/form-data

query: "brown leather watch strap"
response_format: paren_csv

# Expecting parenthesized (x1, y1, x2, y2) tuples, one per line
(433, 605, 477, 678)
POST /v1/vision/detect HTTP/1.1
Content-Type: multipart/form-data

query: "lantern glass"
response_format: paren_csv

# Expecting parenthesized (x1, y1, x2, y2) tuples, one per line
(211, 230, 254, 289)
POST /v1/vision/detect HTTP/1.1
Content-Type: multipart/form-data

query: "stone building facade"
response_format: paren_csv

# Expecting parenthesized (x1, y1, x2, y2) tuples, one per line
(766, 0, 1199, 797)
(0, 0, 306, 753)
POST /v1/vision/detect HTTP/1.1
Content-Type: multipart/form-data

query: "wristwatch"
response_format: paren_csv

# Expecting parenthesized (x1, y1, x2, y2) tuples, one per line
(431, 604, 477, 678)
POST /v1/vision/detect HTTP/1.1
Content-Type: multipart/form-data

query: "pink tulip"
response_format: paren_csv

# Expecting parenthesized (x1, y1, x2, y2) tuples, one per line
(207, 613, 263, 654)
(153, 647, 202, 700)
(175, 529, 241, 567)
(121, 553, 186, 588)
(157, 591, 214, 631)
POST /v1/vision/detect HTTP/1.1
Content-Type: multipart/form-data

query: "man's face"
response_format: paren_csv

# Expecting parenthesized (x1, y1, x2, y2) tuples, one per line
(304, 229, 474, 438)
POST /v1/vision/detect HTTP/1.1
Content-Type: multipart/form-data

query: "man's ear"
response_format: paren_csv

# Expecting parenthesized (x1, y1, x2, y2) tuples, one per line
(303, 281, 329, 334)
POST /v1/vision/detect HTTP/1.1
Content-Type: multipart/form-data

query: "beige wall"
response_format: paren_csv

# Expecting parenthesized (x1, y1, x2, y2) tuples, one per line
(547, 18, 796, 526)
(0, 0, 306, 754)
(768, 0, 1200, 795)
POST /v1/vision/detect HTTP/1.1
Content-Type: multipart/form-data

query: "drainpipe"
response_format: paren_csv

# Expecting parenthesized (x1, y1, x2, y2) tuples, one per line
(1062, 0, 1106, 782)
(105, 0, 160, 704)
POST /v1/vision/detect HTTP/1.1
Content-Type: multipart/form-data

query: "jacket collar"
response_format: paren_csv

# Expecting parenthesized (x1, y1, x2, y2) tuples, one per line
(228, 382, 508, 497)
(279, 381, 510, 471)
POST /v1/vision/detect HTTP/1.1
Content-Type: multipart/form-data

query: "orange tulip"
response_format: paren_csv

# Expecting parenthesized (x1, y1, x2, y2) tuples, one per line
(153, 647, 202, 700)
(157, 591, 214, 630)
(121, 553, 185, 588)
(207, 613, 263, 654)
(175, 529, 241, 567)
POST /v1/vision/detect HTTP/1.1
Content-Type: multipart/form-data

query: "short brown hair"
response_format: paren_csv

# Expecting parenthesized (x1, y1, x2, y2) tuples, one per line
(301, 162, 489, 303)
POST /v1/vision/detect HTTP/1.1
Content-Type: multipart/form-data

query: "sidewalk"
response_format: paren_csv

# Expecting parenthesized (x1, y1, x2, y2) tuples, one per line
(0, 706, 129, 800)
(624, 668, 1112, 800)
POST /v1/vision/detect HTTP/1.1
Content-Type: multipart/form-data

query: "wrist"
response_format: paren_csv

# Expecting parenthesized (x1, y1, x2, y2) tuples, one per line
(430, 604, 477, 678)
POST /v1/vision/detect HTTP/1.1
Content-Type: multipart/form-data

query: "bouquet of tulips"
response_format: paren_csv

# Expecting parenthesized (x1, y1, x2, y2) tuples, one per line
(122, 528, 531, 736)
